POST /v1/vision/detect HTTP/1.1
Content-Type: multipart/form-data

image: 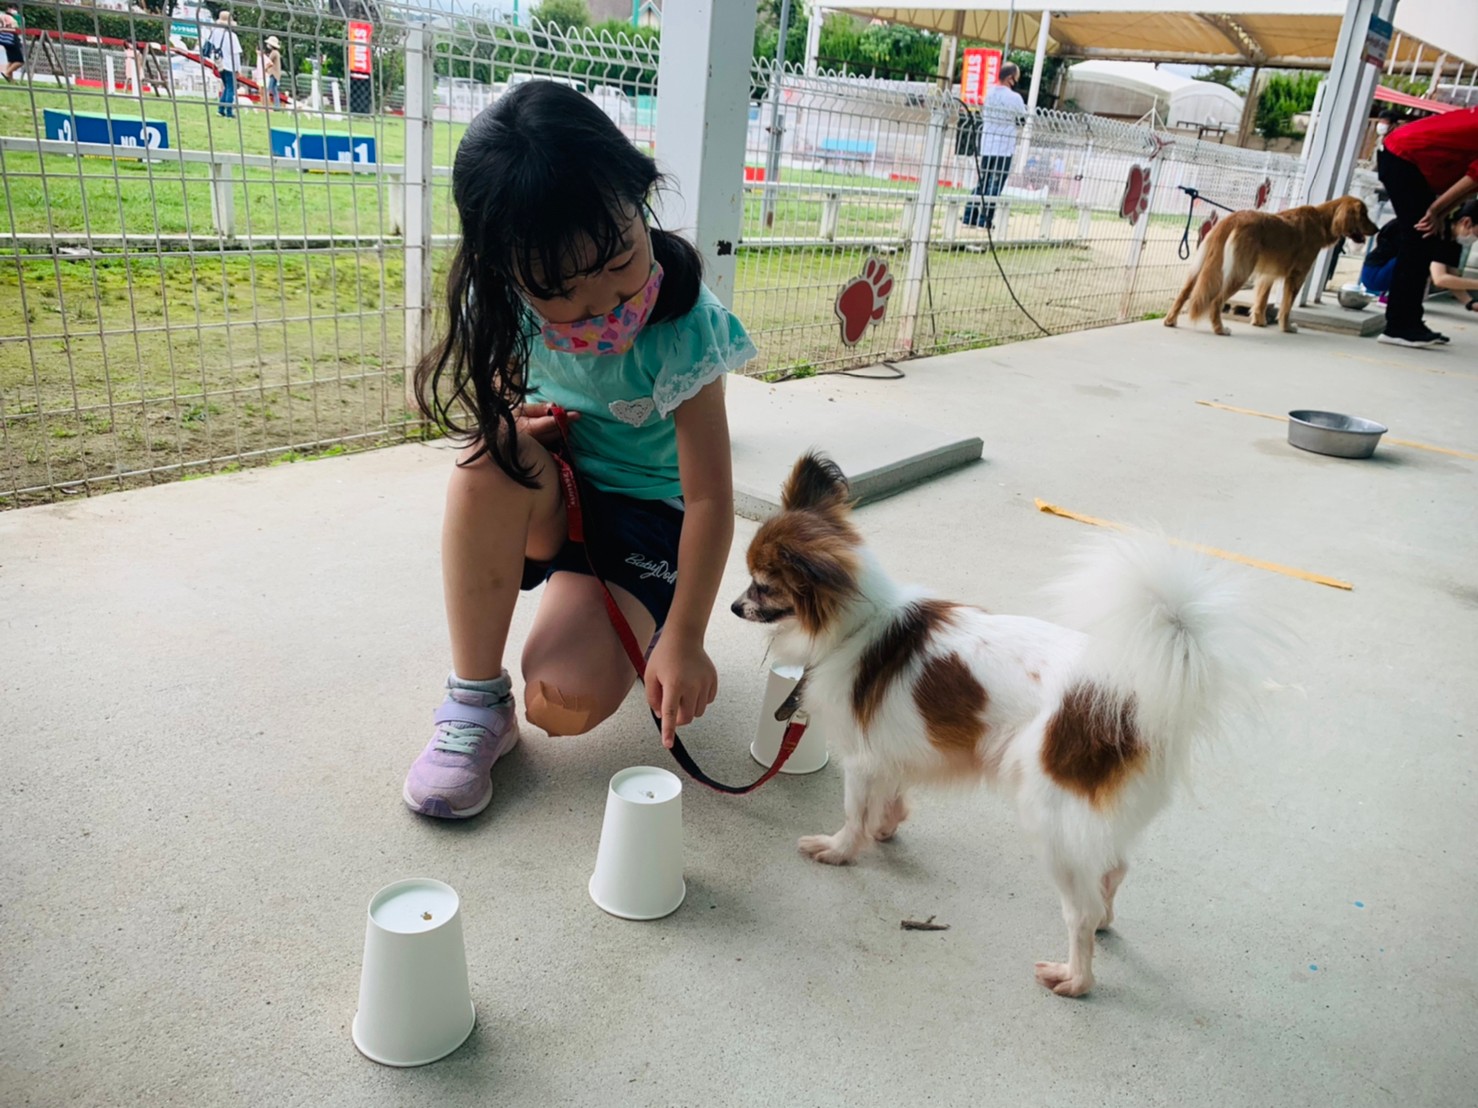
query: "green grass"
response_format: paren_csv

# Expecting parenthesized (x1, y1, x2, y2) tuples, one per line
(0, 85, 1308, 505)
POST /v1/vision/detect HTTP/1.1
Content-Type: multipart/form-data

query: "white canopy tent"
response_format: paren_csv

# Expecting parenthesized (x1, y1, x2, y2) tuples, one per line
(1061, 60, 1246, 126)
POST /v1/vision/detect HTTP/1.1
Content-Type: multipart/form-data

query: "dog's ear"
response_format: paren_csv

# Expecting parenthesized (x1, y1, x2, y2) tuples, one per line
(781, 452, 851, 514)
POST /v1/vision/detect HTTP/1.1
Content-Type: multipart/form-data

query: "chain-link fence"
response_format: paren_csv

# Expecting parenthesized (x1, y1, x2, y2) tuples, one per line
(2, 4, 1343, 506)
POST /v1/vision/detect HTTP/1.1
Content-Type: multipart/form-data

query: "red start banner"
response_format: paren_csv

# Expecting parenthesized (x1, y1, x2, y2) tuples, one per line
(960, 47, 1002, 107)
(348, 21, 373, 76)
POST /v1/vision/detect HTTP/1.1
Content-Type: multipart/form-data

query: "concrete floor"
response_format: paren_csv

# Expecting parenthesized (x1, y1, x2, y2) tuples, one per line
(3, 301, 1476, 1107)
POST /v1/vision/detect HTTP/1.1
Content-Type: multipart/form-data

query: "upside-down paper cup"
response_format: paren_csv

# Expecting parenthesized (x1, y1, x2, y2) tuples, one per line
(588, 766, 685, 921)
(751, 664, 828, 774)
(352, 878, 475, 1067)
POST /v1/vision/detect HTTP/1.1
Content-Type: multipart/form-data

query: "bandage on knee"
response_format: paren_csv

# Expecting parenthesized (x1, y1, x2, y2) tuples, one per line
(525, 681, 597, 737)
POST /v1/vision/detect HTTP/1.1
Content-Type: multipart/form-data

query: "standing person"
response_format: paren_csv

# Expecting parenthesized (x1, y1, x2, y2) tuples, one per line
(964, 61, 1026, 230)
(0, 7, 24, 83)
(210, 11, 242, 118)
(1376, 106, 1478, 347)
(402, 81, 753, 819)
(263, 34, 281, 109)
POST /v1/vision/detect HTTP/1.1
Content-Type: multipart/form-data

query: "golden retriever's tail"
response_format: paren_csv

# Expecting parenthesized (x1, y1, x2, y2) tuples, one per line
(1186, 225, 1251, 322)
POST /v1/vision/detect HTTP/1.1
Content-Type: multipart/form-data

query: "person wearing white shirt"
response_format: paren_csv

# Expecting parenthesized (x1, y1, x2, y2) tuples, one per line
(965, 62, 1027, 230)
(207, 11, 242, 118)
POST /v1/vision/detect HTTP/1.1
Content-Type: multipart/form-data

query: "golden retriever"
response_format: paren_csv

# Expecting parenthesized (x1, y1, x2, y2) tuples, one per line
(1164, 195, 1378, 335)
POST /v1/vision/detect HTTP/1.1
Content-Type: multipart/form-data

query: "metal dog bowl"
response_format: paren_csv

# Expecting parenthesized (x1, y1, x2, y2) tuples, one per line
(1287, 410, 1387, 459)
(1337, 283, 1372, 310)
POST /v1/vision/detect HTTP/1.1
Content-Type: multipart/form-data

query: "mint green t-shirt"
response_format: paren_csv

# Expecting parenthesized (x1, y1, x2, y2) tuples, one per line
(524, 283, 756, 500)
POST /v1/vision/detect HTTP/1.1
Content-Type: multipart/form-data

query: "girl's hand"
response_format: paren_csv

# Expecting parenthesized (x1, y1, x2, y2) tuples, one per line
(1415, 205, 1444, 236)
(516, 402, 577, 449)
(644, 634, 718, 749)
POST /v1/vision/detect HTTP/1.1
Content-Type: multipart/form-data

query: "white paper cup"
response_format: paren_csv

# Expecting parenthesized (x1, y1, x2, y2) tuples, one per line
(351, 878, 476, 1067)
(588, 766, 685, 921)
(751, 664, 828, 774)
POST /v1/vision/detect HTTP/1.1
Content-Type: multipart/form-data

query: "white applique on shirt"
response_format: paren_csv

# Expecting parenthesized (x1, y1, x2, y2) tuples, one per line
(608, 397, 656, 427)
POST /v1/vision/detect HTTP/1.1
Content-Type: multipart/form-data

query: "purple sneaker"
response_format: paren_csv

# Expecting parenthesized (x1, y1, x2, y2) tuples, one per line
(403, 682, 520, 819)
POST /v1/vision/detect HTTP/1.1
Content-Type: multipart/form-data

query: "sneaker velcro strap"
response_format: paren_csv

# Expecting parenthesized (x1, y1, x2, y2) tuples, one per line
(433, 701, 501, 731)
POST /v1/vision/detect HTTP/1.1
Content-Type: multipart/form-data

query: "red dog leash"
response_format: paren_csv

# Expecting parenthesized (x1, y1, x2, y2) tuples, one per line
(545, 405, 807, 795)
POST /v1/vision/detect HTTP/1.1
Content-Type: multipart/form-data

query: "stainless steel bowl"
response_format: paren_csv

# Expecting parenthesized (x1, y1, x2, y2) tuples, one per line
(1287, 410, 1388, 459)
(1337, 284, 1372, 310)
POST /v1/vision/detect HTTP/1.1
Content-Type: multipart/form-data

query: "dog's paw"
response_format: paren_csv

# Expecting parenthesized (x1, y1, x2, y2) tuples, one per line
(1281, 322, 1299, 333)
(798, 834, 853, 865)
(1214, 326, 1231, 336)
(1162, 316, 1177, 328)
(1034, 961, 1094, 998)
(1250, 316, 1267, 328)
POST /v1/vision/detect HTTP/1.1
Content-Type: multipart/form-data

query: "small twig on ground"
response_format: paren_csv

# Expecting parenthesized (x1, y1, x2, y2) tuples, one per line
(900, 915, 950, 931)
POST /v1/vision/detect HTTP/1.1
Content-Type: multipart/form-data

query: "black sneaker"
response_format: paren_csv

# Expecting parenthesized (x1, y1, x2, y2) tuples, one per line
(1421, 327, 1450, 344)
(1378, 329, 1438, 348)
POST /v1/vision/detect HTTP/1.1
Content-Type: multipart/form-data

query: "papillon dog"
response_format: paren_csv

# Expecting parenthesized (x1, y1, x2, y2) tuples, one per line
(732, 454, 1274, 996)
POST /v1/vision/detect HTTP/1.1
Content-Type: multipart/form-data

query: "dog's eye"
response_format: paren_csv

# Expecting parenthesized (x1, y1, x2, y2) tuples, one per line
(753, 582, 771, 597)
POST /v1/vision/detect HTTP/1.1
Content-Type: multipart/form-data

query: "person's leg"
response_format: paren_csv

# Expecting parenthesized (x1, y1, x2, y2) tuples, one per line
(1377, 149, 1437, 338)
(405, 436, 567, 818)
(981, 155, 1011, 229)
(519, 574, 656, 737)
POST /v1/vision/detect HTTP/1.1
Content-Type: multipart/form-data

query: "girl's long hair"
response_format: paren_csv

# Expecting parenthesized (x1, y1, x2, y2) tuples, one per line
(415, 81, 702, 487)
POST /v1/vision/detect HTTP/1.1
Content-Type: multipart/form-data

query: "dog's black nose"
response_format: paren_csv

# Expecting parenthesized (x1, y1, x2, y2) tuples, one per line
(730, 600, 745, 617)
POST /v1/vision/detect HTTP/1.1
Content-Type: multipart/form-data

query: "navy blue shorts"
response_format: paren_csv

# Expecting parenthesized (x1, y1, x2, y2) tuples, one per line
(520, 469, 683, 626)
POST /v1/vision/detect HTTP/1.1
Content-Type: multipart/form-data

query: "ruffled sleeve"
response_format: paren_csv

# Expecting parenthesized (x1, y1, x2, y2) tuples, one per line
(651, 291, 758, 418)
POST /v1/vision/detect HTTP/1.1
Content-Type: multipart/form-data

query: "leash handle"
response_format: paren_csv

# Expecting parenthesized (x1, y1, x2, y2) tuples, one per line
(544, 405, 807, 794)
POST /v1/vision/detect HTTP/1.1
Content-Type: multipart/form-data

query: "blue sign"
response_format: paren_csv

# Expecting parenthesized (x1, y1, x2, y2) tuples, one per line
(43, 110, 169, 150)
(269, 128, 376, 166)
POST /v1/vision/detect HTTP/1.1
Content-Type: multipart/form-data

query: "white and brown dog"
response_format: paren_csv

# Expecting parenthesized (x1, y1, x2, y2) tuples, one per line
(732, 454, 1273, 996)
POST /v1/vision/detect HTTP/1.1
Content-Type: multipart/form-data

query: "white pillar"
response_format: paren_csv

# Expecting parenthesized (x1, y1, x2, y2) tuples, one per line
(1429, 53, 1446, 95)
(654, 0, 759, 308)
(1299, 0, 1397, 306)
(403, 27, 435, 405)
(804, 3, 825, 76)
(1409, 42, 1422, 80)
(1026, 10, 1051, 114)
(937, 11, 964, 88)
(1386, 32, 1400, 73)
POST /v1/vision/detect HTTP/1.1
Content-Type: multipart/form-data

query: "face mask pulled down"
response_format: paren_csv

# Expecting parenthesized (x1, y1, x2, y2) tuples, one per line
(537, 262, 664, 356)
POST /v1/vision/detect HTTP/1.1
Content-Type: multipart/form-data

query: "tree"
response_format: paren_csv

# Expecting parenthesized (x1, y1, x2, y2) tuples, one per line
(1195, 65, 1246, 91)
(1255, 71, 1321, 138)
(533, 0, 590, 32)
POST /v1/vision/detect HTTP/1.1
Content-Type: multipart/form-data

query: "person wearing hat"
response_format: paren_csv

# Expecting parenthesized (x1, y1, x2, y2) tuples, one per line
(208, 11, 242, 118)
(263, 33, 282, 109)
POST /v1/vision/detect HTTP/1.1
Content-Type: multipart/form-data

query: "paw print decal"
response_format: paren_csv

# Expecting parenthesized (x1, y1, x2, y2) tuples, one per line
(1197, 210, 1219, 247)
(1255, 178, 1271, 209)
(1120, 164, 1151, 225)
(834, 256, 894, 347)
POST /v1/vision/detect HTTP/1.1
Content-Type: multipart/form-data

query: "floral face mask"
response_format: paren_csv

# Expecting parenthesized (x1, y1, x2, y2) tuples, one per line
(537, 261, 665, 356)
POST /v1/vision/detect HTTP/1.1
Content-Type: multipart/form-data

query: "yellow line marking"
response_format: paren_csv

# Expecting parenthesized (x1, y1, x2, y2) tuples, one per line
(1034, 500, 1354, 591)
(1333, 351, 1478, 381)
(1196, 400, 1478, 461)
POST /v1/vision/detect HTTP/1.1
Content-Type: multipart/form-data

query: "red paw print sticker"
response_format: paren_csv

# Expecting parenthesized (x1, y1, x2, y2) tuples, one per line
(1197, 210, 1219, 247)
(1120, 164, 1150, 225)
(1254, 178, 1272, 209)
(835, 256, 894, 347)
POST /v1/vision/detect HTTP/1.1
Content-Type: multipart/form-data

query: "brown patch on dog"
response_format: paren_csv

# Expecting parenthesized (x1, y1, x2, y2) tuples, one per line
(1040, 682, 1145, 807)
(1028, 670, 1041, 683)
(745, 511, 861, 635)
(851, 599, 954, 730)
(913, 653, 989, 769)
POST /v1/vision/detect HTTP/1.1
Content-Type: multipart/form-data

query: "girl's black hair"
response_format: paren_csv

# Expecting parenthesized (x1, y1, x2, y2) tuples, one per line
(415, 80, 703, 486)
(1455, 199, 1478, 225)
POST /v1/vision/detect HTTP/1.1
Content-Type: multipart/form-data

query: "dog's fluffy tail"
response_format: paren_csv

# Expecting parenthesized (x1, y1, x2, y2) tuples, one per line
(1185, 227, 1248, 322)
(1051, 532, 1275, 779)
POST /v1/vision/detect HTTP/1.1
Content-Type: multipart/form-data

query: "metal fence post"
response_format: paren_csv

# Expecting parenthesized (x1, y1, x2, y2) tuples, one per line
(897, 98, 949, 352)
(210, 159, 235, 238)
(403, 27, 435, 411)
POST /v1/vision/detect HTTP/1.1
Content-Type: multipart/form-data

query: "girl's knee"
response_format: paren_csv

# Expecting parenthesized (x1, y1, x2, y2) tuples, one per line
(523, 677, 619, 737)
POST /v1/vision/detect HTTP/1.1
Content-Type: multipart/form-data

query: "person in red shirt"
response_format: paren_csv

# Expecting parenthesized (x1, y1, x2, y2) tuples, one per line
(1376, 106, 1478, 347)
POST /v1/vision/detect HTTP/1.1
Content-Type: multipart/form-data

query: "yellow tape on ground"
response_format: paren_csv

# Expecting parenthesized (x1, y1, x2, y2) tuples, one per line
(1034, 500, 1354, 591)
(1196, 399, 1478, 461)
